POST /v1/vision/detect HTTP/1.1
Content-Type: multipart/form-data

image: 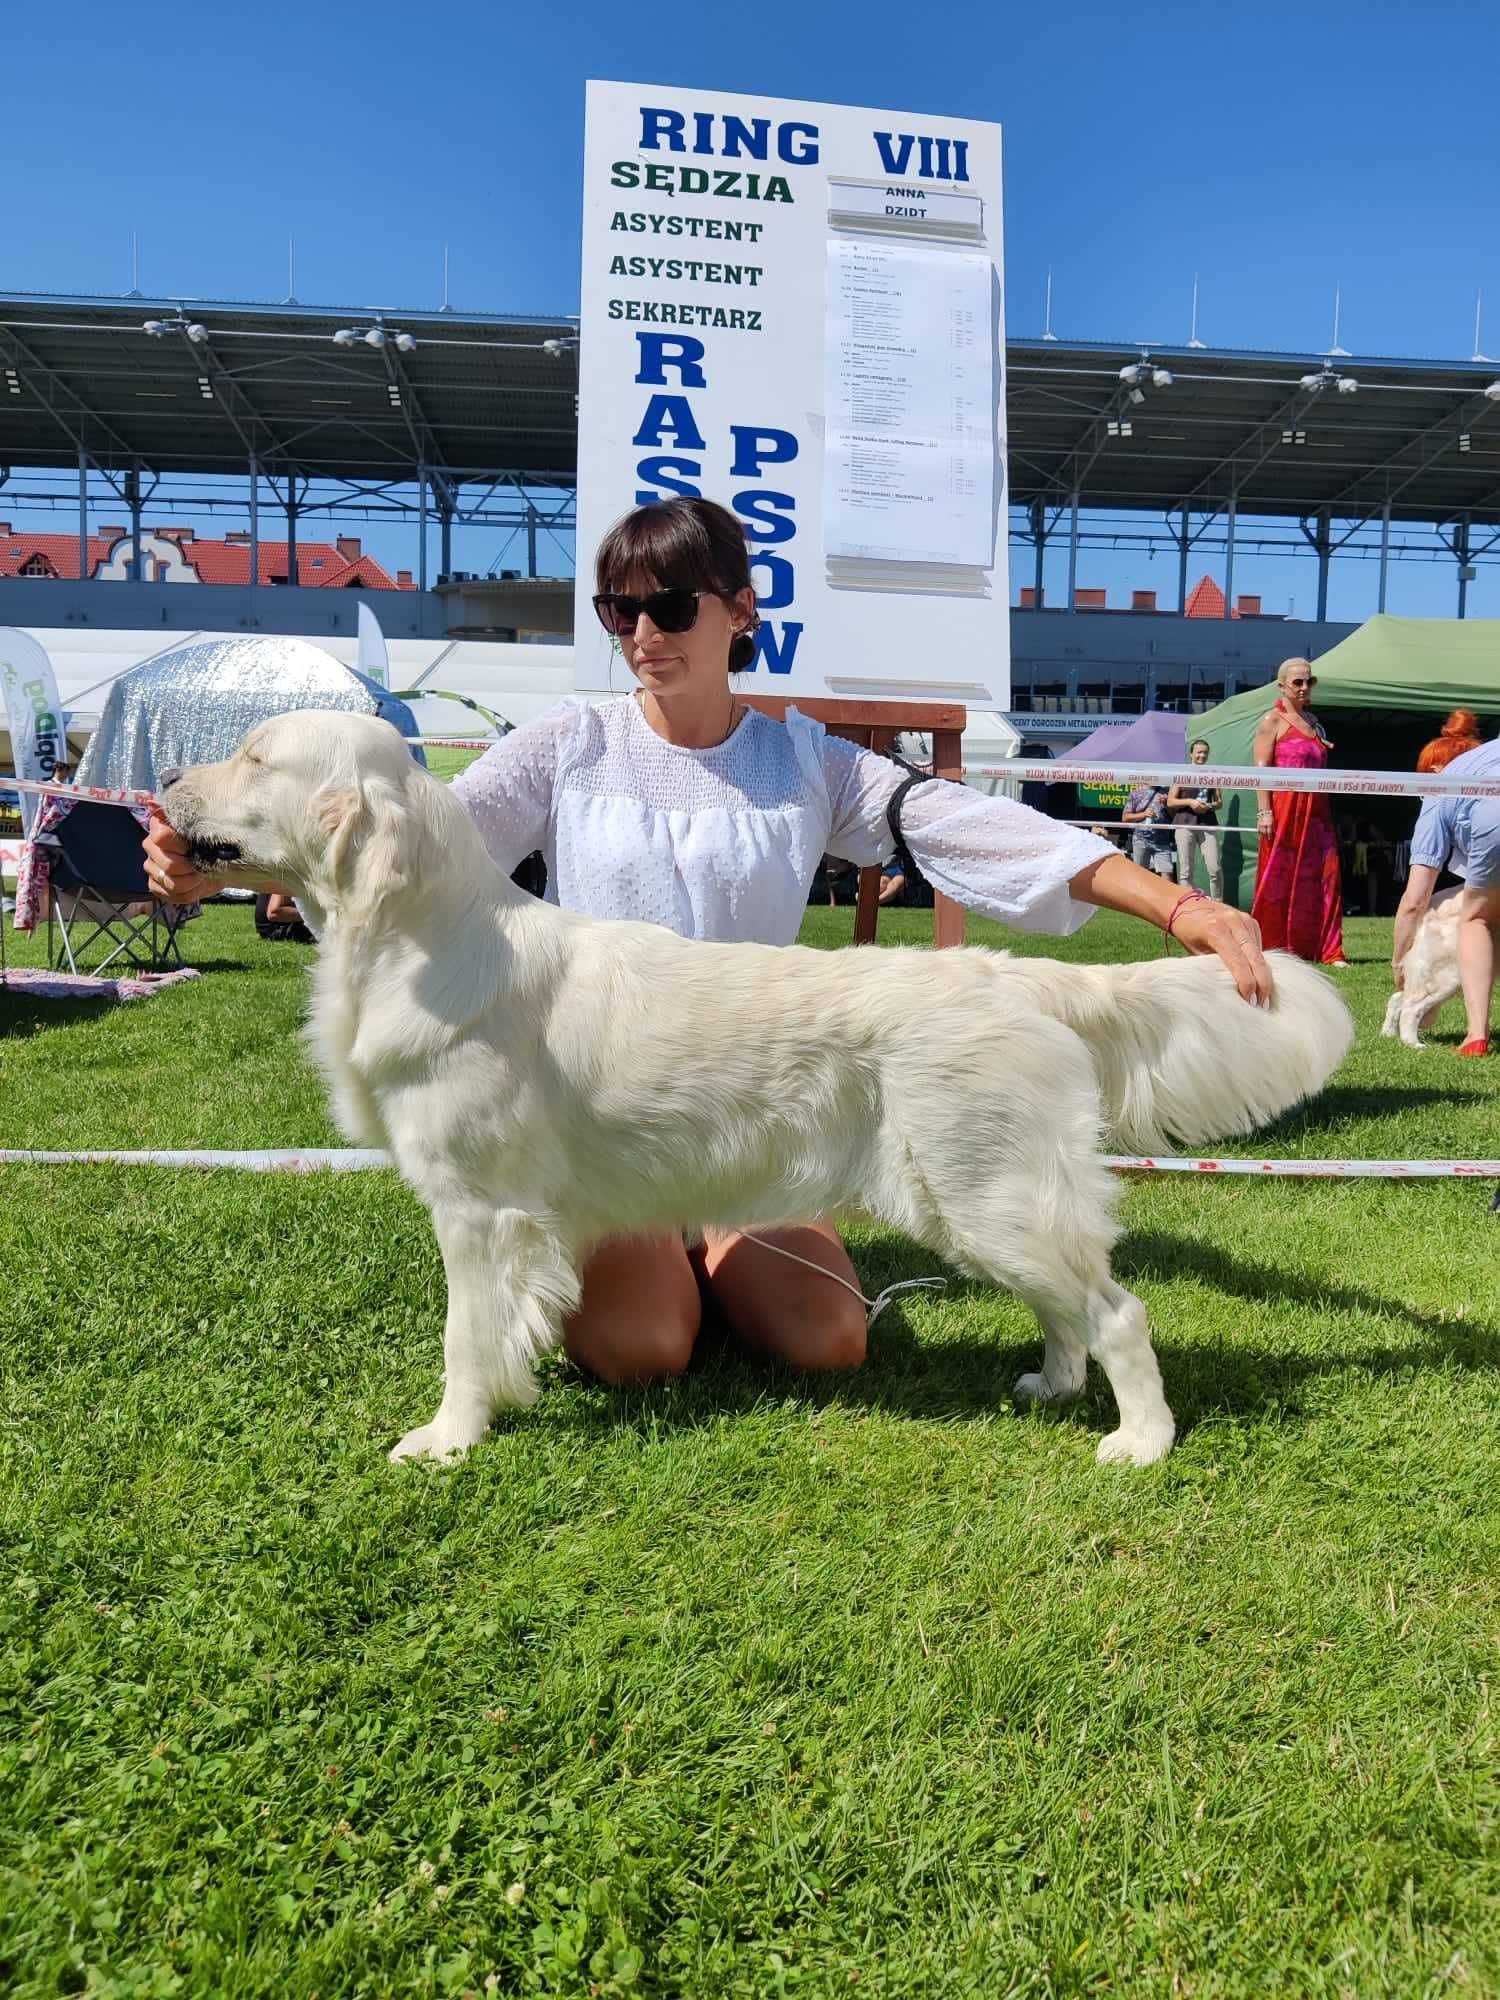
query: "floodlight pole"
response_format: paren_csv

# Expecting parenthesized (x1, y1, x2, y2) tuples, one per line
(1456, 514, 1471, 619)
(418, 464, 428, 593)
(249, 454, 259, 596)
(1066, 489, 1079, 609)
(1377, 501, 1390, 612)
(439, 491, 453, 580)
(286, 477, 298, 586)
(126, 464, 143, 583)
(1223, 492, 1236, 616)
(1028, 497, 1046, 607)
(1314, 508, 1332, 621)
(77, 451, 88, 584)
(1177, 505, 1190, 614)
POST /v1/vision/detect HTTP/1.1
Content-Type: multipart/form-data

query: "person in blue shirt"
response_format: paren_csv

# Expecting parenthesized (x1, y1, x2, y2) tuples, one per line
(1392, 735, 1500, 1056)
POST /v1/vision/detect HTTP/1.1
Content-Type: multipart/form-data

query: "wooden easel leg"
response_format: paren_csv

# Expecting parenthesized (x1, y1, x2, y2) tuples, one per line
(853, 727, 897, 946)
(854, 865, 882, 944)
(930, 728, 966, 948)
(933, 892, 965, 949)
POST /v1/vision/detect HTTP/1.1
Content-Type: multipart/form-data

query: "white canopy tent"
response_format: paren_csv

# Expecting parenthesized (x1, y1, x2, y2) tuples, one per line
(11, 625, 1022, 774)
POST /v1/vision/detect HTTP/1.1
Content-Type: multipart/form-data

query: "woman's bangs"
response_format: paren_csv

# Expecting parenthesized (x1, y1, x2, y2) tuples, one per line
(595, 506, 719, 596)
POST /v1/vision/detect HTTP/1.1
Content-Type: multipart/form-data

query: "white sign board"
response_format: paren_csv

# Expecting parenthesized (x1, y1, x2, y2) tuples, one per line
(575, 81, 1008, 706)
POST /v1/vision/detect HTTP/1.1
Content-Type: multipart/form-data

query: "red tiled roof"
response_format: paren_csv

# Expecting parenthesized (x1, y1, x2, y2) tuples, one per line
(0, 525, 414, 589)
(1183, 575, 1234, 619)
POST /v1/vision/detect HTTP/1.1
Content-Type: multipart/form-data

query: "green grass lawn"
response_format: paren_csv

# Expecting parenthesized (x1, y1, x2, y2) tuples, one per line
(2, 896, 1498, 1998)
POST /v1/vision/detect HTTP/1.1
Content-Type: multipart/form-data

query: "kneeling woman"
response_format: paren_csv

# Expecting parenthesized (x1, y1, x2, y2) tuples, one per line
(143, 497, 1270, 1382)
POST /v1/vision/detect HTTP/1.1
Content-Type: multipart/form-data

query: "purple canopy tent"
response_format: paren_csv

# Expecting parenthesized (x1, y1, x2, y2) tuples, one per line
(1056, 711, 1188, 765)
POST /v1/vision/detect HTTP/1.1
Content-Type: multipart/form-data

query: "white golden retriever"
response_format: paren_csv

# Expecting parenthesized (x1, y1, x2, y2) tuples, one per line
(1382, 888, 1463, 1048)
(162, 713, 1353, 1469)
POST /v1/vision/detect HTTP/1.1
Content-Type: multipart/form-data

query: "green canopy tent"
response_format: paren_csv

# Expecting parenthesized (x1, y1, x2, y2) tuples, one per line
(1193, 615, 1500, 906)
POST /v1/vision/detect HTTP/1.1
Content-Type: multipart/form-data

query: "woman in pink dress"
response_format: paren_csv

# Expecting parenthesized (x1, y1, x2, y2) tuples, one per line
(1250, 658, 1346, 966)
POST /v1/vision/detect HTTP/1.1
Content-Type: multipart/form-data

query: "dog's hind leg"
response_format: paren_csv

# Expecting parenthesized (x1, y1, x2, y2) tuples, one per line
(1076, 1280, 1176, 1466)
(1008, 1265, 1174, 1467)
(1400, 980, 1450, 1049)
(390, 1203, 579, 1463)
(941, 1176, 1174, 1467)
(1013, 1311, 1088, 1408)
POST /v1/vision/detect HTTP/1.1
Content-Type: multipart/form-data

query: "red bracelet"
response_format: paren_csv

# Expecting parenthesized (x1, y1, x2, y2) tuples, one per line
(1164, 888, 1210, 940)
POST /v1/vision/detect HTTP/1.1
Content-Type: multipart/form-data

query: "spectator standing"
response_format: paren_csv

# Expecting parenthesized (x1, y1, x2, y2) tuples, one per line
(1166, 739, 1224, 898)
(1250, 659, 1347, 967)
(1122, 783, 1175, 878)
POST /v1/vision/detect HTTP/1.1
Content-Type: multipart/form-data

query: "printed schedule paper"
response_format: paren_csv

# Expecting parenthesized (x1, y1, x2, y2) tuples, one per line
(824, 236, 996, 570)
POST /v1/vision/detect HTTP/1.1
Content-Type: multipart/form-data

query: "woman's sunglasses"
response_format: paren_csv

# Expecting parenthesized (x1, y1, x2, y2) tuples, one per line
(1287, 676, 1316, 688)
(592, 587, 704, 637)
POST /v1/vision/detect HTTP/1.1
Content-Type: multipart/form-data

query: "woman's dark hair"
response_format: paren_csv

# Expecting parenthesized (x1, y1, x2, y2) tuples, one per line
(1189, 737, 1210, 755)
(595, 497, 760, 672)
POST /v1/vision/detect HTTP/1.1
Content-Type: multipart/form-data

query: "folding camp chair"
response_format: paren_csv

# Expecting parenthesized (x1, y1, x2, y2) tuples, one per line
(45, 801, 188, 975)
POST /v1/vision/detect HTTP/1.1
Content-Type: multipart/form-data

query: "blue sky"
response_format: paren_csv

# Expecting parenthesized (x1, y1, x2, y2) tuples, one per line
(7, 0, 1500, 619)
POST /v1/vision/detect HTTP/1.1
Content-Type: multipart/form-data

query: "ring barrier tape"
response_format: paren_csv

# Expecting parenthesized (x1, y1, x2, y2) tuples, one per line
(970, 760, 1500, 800)
(6, 761, 1493, 1191)
(409, 736, 503, 749)
(11, 762, 1500, 811)
(1, 1148, 1497, 1179)
(8, 774, 159, 809)
(0, 1148, 390, 1171)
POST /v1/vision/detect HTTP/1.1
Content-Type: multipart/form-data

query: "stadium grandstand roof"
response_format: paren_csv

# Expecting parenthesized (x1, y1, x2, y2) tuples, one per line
(4, 293, 1500, 526)
(1005, 338, 1500, 525)
(0, 291, 579, 487)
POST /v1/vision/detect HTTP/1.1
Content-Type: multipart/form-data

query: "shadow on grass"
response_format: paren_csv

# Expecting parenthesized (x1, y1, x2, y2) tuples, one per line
(1255, 1082, 1489, 1138)
(0, 991, 133, 1036)
(0, 953, 267, 1038)
(517, 1227, 1500, 1451)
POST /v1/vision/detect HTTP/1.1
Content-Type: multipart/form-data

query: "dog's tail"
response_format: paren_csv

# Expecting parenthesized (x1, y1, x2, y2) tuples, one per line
(1002, 949, 1353, 1152)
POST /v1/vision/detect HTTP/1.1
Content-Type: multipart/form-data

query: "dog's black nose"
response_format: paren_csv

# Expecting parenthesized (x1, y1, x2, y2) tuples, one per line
(158, 767, 182, 791)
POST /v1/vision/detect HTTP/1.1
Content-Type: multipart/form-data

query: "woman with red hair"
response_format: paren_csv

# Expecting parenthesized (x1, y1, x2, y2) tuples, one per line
(1416, 710, 1483, 775)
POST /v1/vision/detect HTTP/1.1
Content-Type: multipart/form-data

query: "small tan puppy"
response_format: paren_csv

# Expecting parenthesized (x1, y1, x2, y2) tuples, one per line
(1382, 888, 1463, 1049)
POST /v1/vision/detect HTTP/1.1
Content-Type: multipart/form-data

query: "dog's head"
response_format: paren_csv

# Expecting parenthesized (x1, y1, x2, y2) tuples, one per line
(161, 711, 431, 919)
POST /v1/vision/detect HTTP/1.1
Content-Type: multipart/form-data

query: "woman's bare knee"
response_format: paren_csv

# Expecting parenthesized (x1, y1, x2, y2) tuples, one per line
(793, 1306, 868, 1372)
(729, 1295, 868, 1372)
(701, 1224, 870, 1373)
(575, 1312, 698, 1386)
(565, 1232, 700, 1386)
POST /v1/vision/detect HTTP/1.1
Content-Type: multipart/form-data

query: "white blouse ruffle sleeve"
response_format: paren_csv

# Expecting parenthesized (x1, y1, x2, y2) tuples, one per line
(445, 696, 1116, 944)
(814, 728, 1118, 937)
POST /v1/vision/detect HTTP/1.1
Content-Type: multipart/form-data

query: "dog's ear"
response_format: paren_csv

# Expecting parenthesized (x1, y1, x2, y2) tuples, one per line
(313, 786, 366, 893)
(313, 781, 412, 915)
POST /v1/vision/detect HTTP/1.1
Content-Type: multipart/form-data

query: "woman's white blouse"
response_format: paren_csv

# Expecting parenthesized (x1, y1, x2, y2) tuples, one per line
(449, 696, 1116, 947)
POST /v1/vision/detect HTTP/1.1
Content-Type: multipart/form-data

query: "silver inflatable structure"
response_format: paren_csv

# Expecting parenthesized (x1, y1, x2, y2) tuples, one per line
(76, 635, 422, 791)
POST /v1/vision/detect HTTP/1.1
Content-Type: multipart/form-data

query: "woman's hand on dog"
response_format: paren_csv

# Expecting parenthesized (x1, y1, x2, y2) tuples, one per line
(142, 809, 223, 903)
(1171, 898, 1273, 1005)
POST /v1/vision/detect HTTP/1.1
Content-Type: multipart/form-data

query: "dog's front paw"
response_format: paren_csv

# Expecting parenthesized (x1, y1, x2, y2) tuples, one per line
(1095, 1420, 1175, 1468)
(389, 1414, 489, 1464)
(1014, 1368, 1083, 1406)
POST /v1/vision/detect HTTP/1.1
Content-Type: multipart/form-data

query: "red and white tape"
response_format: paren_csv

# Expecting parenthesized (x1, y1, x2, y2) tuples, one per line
(972, 760, 1500, 800)
(12, 760, 1498, 812)
(410, 736, 502, 750)
(1104, 1156, 1500, 1179)
(1, 1146, 1497, 1180)
(415, 746, 1500, 800)
(7, 774, 159, 809)
(0, 1147, 389, 1172)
